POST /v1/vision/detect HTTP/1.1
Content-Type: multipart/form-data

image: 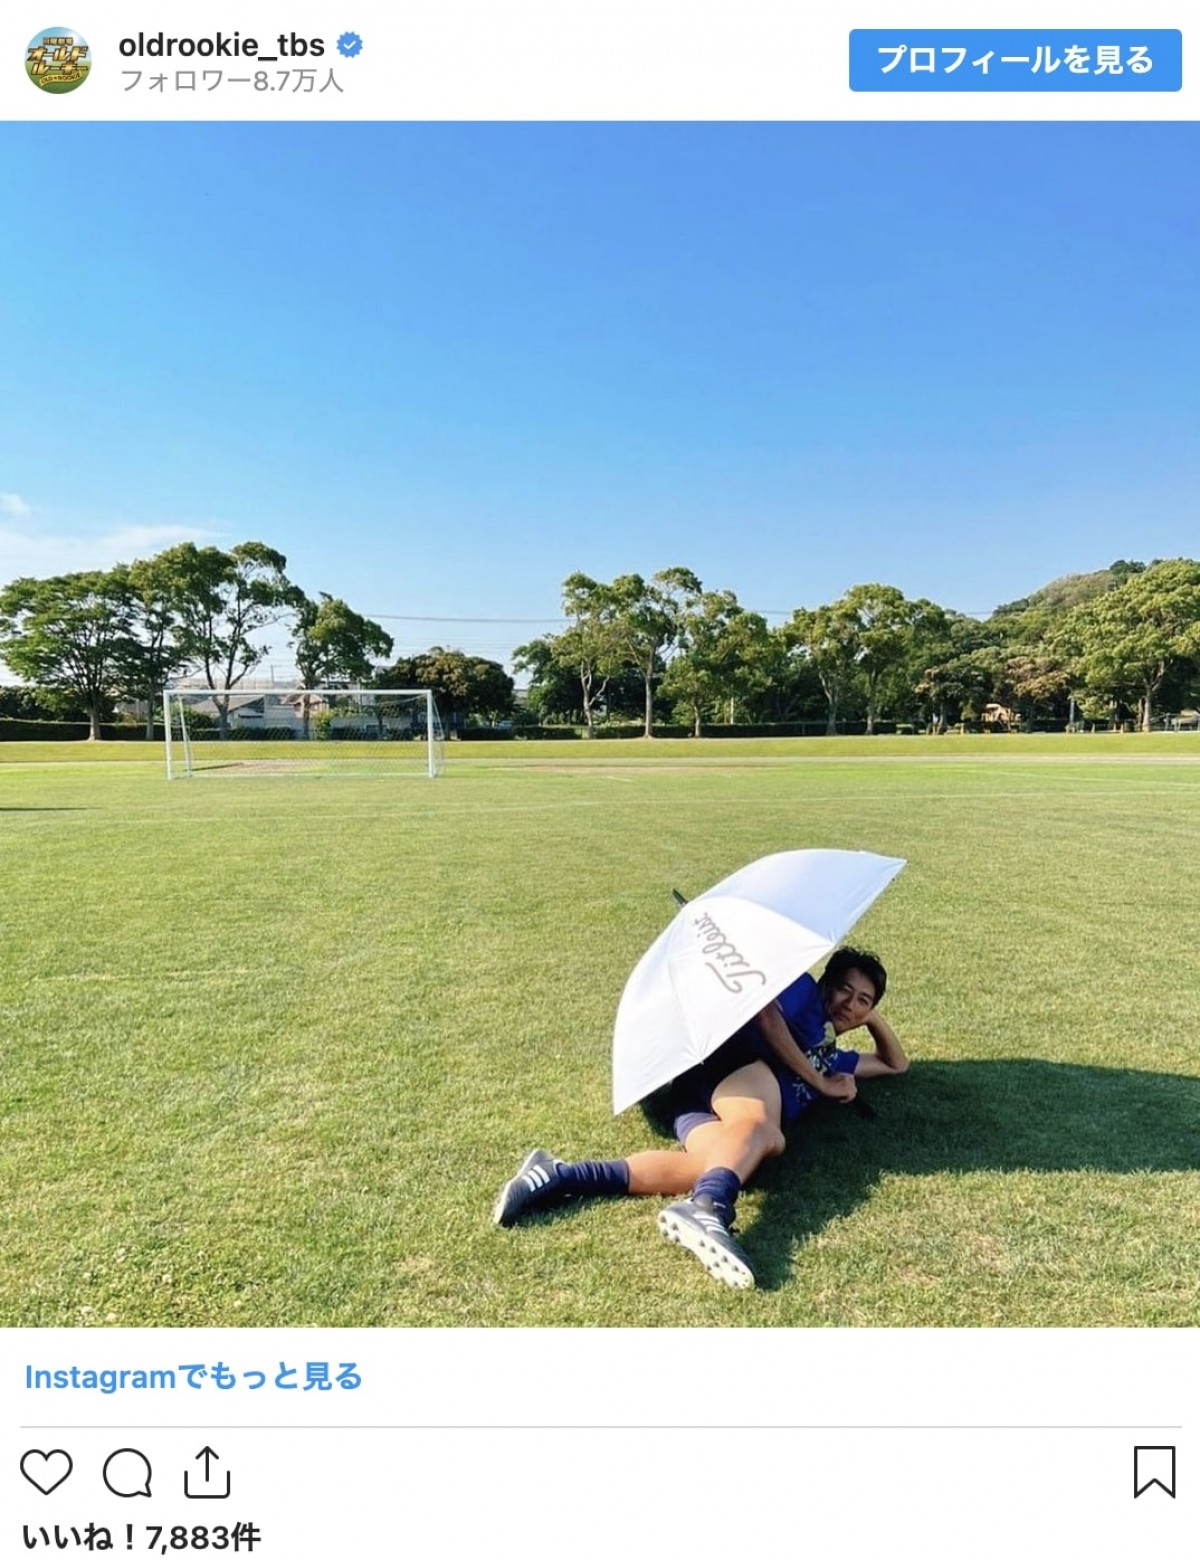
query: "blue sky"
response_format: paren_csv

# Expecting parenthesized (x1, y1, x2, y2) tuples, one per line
(1, 122, 1196, 673)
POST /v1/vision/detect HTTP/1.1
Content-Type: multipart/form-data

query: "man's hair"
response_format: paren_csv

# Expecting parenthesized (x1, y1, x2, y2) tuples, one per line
(820, 946, 887, 1006)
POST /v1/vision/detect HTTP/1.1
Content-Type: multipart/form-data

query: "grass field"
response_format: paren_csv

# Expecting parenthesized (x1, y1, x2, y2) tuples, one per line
(3, 734, 1198, 1327)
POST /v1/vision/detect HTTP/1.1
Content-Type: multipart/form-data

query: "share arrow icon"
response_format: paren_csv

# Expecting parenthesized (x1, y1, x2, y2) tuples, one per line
(184, 1446, 231, 1499)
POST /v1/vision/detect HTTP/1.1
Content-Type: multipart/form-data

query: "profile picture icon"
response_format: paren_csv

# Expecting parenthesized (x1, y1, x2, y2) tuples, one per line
(26, 26, 91, 93)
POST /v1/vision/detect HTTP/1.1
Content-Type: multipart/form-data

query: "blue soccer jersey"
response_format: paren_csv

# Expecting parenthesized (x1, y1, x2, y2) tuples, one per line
(775, 971, 831, 1051)
(773, 972, 860, 1120)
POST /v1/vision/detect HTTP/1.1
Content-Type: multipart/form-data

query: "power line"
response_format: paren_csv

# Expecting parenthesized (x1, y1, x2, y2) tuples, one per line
(364, 608, 998, 627)
(364, 614, 567, 624)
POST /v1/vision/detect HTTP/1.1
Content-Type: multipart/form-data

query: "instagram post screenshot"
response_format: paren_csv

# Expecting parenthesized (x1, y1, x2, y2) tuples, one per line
(2, 4, 1195, 1554)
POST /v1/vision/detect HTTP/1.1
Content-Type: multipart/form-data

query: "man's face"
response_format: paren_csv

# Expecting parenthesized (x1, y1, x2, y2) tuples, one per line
(825, 968, 877, 1034)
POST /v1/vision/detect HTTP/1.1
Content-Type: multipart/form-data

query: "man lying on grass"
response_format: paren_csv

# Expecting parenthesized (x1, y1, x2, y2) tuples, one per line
(493, 947, 908, 1290)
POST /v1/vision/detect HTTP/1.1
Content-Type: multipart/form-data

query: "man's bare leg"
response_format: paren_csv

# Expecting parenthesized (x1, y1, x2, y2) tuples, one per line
(494, 1061, 784, 1246)
(624, 1060, 786, 1193)
(653, 1062, 784, 1289)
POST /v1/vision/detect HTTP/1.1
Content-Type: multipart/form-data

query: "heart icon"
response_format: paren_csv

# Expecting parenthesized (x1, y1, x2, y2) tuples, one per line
(21, 1449, 73, 1494)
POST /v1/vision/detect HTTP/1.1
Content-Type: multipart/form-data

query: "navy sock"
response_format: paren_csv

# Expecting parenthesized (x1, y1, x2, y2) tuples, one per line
(555, 1160, 630, 1191)
(556, 1159, 631, 1198)
(692, 1168, 741, 1225)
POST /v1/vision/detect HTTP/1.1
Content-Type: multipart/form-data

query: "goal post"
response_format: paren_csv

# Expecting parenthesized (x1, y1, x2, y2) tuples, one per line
(163, 688, 445, 779)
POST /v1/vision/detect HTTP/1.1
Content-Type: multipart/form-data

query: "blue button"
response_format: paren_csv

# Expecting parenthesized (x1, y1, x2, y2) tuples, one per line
(849, 30, 1182, 91)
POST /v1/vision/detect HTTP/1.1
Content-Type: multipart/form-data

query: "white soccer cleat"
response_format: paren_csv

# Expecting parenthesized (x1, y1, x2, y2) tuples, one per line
(492, 1148, 566, 1227)
(658, 1196, 755, 1289)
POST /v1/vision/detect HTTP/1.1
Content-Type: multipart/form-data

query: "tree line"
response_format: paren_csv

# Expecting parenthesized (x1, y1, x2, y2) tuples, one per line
(0, 542, 514, 739)
(515, 560, 1200, 735)
(2, 545, 1198, 739)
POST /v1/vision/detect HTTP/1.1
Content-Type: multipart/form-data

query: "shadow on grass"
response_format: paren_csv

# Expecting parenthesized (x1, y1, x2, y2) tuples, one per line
(642, 1060, 1200, 1290)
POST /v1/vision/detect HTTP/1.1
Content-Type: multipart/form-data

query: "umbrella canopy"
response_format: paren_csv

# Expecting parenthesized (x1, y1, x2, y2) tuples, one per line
(612, 848, 906, 1113)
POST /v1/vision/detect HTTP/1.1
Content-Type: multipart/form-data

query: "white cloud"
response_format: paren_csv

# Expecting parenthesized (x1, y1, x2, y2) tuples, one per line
(101, 524, 224, 556)
(0, 493, 32, 519)
(0, 521, 225, 583)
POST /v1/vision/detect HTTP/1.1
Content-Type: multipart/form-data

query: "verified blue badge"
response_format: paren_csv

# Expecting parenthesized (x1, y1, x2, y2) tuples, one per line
(26, 25, 91, 92)
(337, 32, 363, 58)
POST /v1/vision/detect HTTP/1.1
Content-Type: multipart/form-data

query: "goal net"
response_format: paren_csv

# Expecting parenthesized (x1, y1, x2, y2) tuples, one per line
(163, 688, 445, 779)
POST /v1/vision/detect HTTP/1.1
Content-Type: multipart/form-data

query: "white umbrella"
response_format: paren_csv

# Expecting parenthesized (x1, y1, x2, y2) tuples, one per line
(611, 848, 906, 1113)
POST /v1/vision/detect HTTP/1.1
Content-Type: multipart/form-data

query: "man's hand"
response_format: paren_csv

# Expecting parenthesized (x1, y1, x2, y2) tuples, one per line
(820, 1072, 857, 1104)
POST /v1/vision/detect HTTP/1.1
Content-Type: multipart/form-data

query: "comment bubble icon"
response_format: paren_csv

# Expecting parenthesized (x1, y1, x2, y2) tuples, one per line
(103, 1448, 153, 1497)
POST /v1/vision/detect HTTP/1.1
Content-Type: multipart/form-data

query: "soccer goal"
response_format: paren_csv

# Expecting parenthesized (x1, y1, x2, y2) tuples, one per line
(163, 688, 445, 779)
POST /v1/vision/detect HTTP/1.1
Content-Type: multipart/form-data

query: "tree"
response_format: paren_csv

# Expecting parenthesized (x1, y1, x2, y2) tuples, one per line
(661, 589, 773, 735)
(839, 584, 932, 735)
(161, 542, 304, 735)
(378, 646, 514, 726)
(912, 612, 1001, 731)
(291, 594, 394, 737)
(0, 570, 134, 740)
(0, 686, 49, 720)
(292, 595, 394, 688)
(1054, 559, 1200, 730)
(606, 567, 702, 737)
(708, 606, 779, 726)
(555, 573, 632, 734)
(989, 563, 1143, 720)
(512, 635, 579, 724)
(1001, 651, 1071, 725)
(995, 565, 1136, 625)
(736, 627, 824, 725)
(918, 647, 1000, 731)
(784, 599, 861, 735)
(122, 552, 193, 737)
(547, 568, 701, 736)
(550, 572, 633, 733)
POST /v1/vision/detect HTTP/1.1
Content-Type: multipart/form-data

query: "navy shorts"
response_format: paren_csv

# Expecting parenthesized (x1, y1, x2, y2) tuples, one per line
(667, 1028, 860, 1144)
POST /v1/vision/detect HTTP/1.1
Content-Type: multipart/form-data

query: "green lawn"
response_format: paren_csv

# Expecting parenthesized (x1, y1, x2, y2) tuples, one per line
(3, 735, 1198, 1326)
